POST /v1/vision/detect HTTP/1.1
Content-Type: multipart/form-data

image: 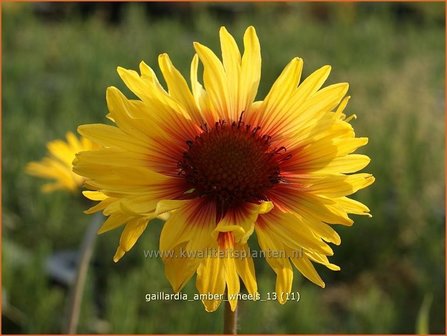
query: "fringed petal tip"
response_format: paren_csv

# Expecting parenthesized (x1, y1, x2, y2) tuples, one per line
(113, 246, 126, 262)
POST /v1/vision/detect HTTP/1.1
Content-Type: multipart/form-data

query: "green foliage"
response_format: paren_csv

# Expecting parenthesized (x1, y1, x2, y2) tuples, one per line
(3, 2, 445, 333)
(416, 293, 433, 335)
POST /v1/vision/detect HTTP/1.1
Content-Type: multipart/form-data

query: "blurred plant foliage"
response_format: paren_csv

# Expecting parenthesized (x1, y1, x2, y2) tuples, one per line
(2, 2, 445, 334)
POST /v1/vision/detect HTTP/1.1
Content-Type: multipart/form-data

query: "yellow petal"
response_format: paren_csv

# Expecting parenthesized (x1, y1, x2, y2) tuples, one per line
(84, 197, 116, 215)
(279, 83, 349, 137)
(117, 66, 190, 122)
(255, 223, 288, 269)
(113, 247, 125, 262)
(268, 185, 353, 226)
(105, 86, 157, 140)
(259, 201, 274, 214)
(304, 219, 341, 245)
(294, 64, 331, 102)
(139, 61, 166, 92)
(77, 124, 147, 153)
(190, 54, 216, 124)
(106, 86, 199, 150)
(257, 209, 334, 256)
(163, 242, 200, 292)
(196, 255, 225, 312)
(335, 95, 351, 119)
(219, 27, 241, 120)
(253, 57, 303, 129)
(336, 197, 372, 217)
(234, 244, 257, 295)
(275, 262, 293, 304)
(98, 211, 130, 234)
(239, 26, 261, 113)
(224, 252, 240, 311)
(113, 217, 149, 262)
(83, 190, 107, 201)
(318, 154, 371, 174)
(194, 41, 230, 120)
(158, 53, 203, 125)
(159, 199, 215, 254)
(214, 202, 273, 244)
(305, 173, 375, 198)
(306, 251, 341, 271)
(291, 256, 325, 288)
(255, 225, 294, 303)
(155, 199, 190, 216)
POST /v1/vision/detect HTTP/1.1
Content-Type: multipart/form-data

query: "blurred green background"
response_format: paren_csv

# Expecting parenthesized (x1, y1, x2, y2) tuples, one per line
(2, 2, 445, 334)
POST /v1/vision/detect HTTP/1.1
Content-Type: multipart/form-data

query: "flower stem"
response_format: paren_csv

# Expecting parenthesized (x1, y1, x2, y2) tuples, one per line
(64, 214, 102, 334)
(223, 297, 238, 334)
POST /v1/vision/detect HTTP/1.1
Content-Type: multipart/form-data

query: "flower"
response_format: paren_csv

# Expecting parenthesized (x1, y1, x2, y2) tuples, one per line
(73, 26, 374, 312)
(26, 132, 98, 193)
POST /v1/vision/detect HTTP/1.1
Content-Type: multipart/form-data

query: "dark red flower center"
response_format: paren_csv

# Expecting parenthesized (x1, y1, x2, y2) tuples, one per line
(179, 116, 288, 220)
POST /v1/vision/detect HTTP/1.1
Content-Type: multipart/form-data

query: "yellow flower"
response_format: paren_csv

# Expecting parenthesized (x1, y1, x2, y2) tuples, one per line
(73, 26, 374, 312)
(27, 132, 98, 193)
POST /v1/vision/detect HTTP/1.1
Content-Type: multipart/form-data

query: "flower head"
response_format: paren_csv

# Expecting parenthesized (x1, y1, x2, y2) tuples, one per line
(73, 26, 374, 312)
(27, 132, 98, 193)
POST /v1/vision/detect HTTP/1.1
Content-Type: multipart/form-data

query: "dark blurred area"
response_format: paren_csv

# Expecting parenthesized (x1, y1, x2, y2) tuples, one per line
(29, 2, 445, 26)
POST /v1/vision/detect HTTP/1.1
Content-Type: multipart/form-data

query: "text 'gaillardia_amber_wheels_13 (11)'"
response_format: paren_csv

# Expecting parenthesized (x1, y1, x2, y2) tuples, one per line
(72, 26, 374, 312)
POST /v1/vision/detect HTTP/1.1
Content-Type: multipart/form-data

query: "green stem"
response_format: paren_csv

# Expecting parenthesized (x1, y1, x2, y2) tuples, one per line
(64, 213, 102, 334)
(223, 297, 238, 334)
